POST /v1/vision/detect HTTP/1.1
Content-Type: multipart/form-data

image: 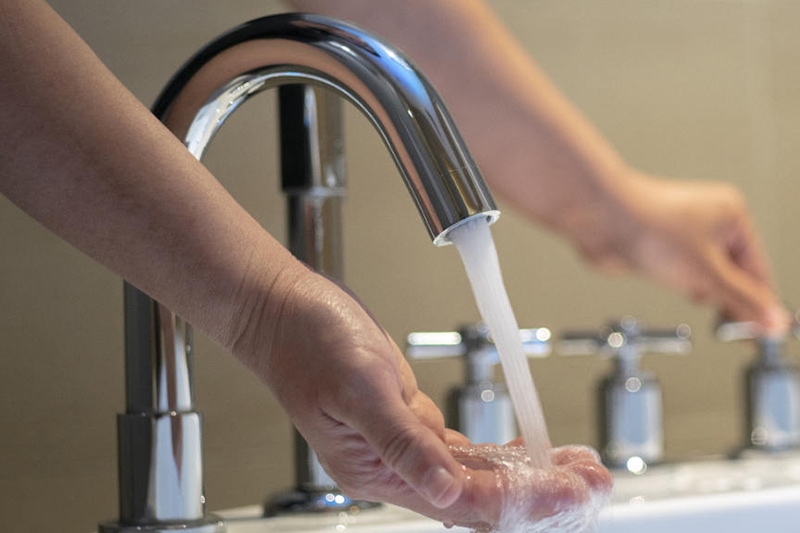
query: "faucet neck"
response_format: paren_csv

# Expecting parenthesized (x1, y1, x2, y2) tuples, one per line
(153, 13, 498, 244)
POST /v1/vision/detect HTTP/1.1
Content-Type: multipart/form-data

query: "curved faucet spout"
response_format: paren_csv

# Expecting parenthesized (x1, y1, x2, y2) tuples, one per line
(153, 12, 498, 244)
(108, 13, 500, 531)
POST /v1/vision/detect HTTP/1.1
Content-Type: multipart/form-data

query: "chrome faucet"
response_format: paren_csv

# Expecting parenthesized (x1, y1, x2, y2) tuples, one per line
(99, 13, 498, 532)
(717, 317, 800, 453)
(558, 317, 691, 471)
(406, 324, 551, 445)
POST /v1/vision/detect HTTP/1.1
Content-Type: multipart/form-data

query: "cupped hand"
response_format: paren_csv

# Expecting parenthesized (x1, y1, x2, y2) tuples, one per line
(237, 267, 611, 528)
(447, 443, 612, 532)
(577, 170, 789, 336)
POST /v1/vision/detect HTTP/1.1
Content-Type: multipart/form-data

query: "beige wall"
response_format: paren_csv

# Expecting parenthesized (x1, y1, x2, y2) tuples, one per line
(3, 1, 800, 531)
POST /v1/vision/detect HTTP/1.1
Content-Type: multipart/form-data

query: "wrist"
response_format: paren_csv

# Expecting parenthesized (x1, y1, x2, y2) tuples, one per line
(220, 246, 314, 381)
(550, 163, 646, 270)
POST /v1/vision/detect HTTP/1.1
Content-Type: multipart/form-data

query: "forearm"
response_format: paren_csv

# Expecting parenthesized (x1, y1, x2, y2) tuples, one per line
(0, 0, 306, 365)
(288, 0, 632, 239)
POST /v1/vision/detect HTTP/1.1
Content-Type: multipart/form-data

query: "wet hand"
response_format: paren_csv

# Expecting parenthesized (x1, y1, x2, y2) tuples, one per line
(243, 269, 467, 509)
(237, 269, 611, 529)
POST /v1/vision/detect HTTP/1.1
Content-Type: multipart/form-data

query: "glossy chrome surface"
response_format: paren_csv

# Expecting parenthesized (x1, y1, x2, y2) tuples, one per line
(156, 13, 498, 244)
(717, 318, 800, 451)
(559, 317, 691, 469)
(277, 85, 344, 497)
(100, 287, 224, 532)
(108, 13, 499, 531)
(406, 324, 550, 444)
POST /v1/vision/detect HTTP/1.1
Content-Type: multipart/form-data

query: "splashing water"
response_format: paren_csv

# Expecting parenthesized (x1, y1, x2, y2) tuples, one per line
(449, 217, 551, 468)
(450, 444, 610, 533)
(448, 217, 610, 532)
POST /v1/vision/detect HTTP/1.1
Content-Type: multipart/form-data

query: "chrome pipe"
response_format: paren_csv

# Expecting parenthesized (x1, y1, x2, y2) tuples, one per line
(100, 287, 223, 532)
(279, 85, 342, 496)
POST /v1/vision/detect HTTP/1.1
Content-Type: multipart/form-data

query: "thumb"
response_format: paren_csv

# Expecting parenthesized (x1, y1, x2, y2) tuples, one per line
(708, 251, 789, 335)
(360, 400, 465, 509)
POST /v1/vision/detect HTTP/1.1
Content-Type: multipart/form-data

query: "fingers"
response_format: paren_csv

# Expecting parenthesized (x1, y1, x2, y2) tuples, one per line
(703, 243, 790, 337)
(628, 177, 789, 337)
(723, 204, 773, 286)
(550, 444, 601, 466)
(342, 388, 466, 509)
(394, 393, 467, 508)
(714, 210, 791, 336)
(443, 443, 612, 529)
(444, 428, 471, 446)
(377, 420, 465, 509)
(550, 445, 612, 494)
(699, 186, 790, 334)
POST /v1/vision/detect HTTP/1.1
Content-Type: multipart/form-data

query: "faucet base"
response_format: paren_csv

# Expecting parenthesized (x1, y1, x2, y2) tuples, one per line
(98, 515, 225, 533)
(264, 489, 381, 517)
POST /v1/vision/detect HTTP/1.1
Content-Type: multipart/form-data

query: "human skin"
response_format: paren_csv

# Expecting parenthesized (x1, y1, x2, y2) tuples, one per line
(290, 0, 790, 336)
(0, 0, 610, 528)
(3, 0, 789, 527)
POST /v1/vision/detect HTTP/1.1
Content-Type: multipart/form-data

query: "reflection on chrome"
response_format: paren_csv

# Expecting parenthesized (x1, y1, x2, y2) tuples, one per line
(558, 317, 691, 469)
(102, 12, 499, 532)
(626, 455, 648, 475)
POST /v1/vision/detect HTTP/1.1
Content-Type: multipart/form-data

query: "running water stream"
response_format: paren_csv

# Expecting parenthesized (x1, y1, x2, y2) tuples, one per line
(448, 217, 551, 469)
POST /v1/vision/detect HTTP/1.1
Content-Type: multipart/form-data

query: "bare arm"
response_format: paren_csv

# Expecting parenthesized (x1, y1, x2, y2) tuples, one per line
(0, 0, 465, 507)
(0, 0, 609, 526)
(0, 0, 303, 350)
(290, 0, 789, 333)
